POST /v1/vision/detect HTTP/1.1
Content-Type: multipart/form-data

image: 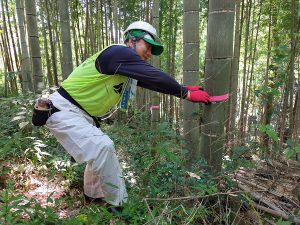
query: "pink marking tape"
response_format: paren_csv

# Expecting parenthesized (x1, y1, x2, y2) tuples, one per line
(149, 105, 160, 111)
(209, 93, 229, 103)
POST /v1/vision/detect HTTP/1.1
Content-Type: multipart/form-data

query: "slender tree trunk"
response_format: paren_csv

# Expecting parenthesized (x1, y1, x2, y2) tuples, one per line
(244, 0, 263, 143)
(59, 0, 73, 79)
(96, 0, 102, 49)
(1, 0, 15, 78)
(199, 0, 235, 174)
(5, 0, 20, 72)
(84, 0, 89, 58)
(75, 2, 84, 61)
(291, 1, 300, 145)
(227, 0, 242, 150)
(16, 0, 33, 92)
(12, 0, 22, 59)
(41, 14, 54, 87)
(260, 0, 273, 152)
(100, 0, 105, 49)
(70, 2, 79, 66)
(104, 4, 109, 46)
(239, 0, 252, 145)
(89, 0, 96, 53)
(293, 82, 300, 146)
(0, 26, 15, 94)
(169, 4, 179, 124)
(108, 0, 114, 43)
(45, 0, 58, 86)
(0, 40, 8, 96)
(279, 0, 299, 147)
(151, 0, 161, 132)
(113, 0, 119, 43)
(25, 0, 44, 92)
(183, 0, 200, 167)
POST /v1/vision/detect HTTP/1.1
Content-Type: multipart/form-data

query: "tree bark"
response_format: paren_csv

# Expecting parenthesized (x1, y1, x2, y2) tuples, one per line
(227, 0, 242, 150)
(183, 0, 200, 167)
(45, 0, 58, 86)
(151, 0, 161, 131)
(59, 0, 73, 80)
(199, 0, 235, 174)
(16, 0, 33, 92)
(25, 0, 44, 92)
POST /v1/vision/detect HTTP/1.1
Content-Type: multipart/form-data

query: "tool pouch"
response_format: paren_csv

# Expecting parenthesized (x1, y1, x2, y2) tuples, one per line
(32, 97, 60, 126)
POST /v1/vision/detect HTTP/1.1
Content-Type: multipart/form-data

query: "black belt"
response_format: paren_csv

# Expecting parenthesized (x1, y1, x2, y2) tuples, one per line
(57, 87, 101, 128)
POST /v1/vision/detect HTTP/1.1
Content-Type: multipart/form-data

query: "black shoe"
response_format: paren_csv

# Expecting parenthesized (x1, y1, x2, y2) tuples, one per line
(107, 206, 123, 214)
(84, 194, 104, 204)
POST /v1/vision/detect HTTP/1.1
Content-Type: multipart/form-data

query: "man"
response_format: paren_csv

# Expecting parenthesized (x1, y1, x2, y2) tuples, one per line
(45, 21, 210, 211)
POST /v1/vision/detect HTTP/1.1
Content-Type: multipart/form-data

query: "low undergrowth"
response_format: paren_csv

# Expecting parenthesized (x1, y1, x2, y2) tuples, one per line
(0, 93, 293, 224)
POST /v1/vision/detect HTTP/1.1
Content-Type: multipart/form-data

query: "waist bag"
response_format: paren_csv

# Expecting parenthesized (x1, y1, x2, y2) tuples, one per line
(32, 98, 60, 126)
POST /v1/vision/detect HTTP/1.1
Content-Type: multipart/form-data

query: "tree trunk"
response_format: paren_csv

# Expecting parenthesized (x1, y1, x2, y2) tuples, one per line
(59, 0, 73, 80)
(239, 0, 252, 145)
(45, 0, 59, 86)
(183, 0, 200, 167)
(16, 0, 33, 92)
(40, 5, 54, 87)
(291, 0, 300, 145)
(199, 0, 235, 174)
(278, 0, 299, 148)
(113, 0, 119, 43)
(25, 0, 44, 93)
(70, 2, 79, 66)
(260, 0, 273, 152)
(151, 0, 161, 131)
(227, 0, 242, 150)
(5, 0, 20, 72)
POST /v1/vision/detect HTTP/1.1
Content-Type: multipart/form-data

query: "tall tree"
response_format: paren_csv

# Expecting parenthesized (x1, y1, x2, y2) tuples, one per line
(59, 0, 73, 80)
(183, 0, 200, 166)
(199, 0, 235, 174)
(25, 0, 44, 92)
(238, 0, 252, 144)
(44, 0, 59, 86)
(151, 0, 161, 130)
(290, 0, 300, 144)
(227, 0, 243, 149)
(260, 0, 273, 152)
(16, 0, 33, 92)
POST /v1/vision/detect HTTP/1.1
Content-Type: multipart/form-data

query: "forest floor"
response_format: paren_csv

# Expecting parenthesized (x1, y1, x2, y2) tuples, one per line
(232, 158, 300, 224)
(1, 157, 299, 224)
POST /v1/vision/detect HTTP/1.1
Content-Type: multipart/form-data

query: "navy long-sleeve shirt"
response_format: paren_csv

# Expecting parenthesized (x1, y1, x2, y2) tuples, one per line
(95, 45, 188, 98)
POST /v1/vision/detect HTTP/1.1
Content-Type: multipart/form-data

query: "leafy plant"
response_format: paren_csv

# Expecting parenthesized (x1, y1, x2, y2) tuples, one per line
(284, 140, 300, 160)
(259, 124, 279, 143)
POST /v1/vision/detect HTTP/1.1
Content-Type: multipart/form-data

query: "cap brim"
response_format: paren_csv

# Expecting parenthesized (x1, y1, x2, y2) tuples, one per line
(143, 38, 164, 55)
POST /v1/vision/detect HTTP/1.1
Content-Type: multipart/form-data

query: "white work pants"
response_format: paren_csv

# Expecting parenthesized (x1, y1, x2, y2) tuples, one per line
(46, 92, 128, 206)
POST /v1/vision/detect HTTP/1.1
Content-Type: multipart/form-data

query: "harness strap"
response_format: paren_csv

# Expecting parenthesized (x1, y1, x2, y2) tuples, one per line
(57, 87, 101, 128)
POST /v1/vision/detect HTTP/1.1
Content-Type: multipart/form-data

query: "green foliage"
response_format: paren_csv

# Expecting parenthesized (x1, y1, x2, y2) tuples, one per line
(259, 124, 279, 143)
(276, 218, 292, 225)
(1, 95, 291, 224)
(223, 145, 256, 172)
(284, 139, 300, 160)
(0, 182, 25, 224)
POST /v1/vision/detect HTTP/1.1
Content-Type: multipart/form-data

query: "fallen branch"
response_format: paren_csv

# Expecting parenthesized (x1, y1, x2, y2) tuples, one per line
(234, 176, 300, 208)
(252, 202, 300, 224)
(143, 199, 157, 225)
(236, 183, 289, 219)
(143, 189, 266, 201)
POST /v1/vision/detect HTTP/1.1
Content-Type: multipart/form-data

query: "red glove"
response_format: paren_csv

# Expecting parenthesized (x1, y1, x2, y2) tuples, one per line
(188, 90, 210, 103)
(187, 86, 203, 91)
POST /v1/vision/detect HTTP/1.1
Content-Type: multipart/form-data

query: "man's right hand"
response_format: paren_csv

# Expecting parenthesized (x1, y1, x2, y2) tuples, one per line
(187, 90, 210, 103)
